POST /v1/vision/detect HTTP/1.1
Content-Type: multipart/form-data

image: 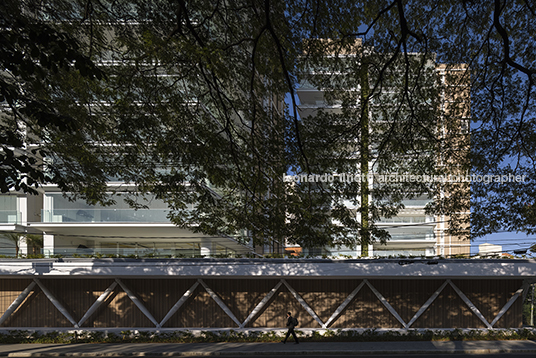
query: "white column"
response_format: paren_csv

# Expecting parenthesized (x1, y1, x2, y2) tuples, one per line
(200, 238, 212, 257)
(19, 240, 29, 256)
(440, 213, 445, 256)
(43, 234, 54, 258)
(19, 196, 28, 225)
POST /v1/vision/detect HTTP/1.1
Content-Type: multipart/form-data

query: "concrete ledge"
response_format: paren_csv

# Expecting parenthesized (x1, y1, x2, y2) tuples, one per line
(0, 258, 536, 279)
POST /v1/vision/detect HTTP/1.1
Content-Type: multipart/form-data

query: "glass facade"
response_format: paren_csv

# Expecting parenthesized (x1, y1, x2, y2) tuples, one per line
(42, 193, 174, 223)
(0, 195, 20, 224)
(42, 208, 170, 223)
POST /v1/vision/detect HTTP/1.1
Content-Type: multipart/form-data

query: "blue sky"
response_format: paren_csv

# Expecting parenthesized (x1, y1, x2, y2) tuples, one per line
(472, 232, 535, 256)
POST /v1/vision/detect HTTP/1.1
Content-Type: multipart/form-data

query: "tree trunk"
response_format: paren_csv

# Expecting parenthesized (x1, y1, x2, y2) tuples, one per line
(360, 58, 370, 257)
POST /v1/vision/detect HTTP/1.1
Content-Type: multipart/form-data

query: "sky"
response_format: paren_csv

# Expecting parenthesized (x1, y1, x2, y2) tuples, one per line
(472, 231, 535, 257)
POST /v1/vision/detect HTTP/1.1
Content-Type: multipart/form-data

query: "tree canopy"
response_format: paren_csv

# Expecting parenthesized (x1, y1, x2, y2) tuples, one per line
(1, 0, 535, 248)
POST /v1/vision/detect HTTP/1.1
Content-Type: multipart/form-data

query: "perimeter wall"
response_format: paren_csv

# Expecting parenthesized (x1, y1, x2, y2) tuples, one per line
(0, 277, 524, 329)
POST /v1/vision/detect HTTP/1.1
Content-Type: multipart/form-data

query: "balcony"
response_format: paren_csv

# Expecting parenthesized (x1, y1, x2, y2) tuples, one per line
(42, 209, 171, 223)
(378, 216, 434, 224)
(401, 198, 431, 207)
(387, 234, 436, 241)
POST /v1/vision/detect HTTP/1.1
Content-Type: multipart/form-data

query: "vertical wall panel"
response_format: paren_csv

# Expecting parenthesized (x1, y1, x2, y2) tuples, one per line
(119, 278, 195, 324)
(373, 279, 444, 325)
(0, 278, 525, 329)
(6, 290, 71, 327)
(204, 278, 280, 326)
(287, 279, 359, 327)
(187, 289, 237, 327)
(413, 283, 483, 328)
(41, 279, 115, 327)
(0, 279, 34, 326)
(89, 280, 154, 328)
(254, 286, 306, 328)
(332, 282, 399, 328)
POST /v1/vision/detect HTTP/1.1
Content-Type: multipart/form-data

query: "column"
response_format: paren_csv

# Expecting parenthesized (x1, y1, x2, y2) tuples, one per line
(43, 234, 54, 258)
(200, 238, 212, 257)
(19, 240, 28, 257)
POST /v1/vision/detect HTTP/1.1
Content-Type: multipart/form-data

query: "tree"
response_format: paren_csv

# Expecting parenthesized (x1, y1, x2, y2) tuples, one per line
(25, 234, 43, 255)
(3, 233, 22, 257)
(0, 0, 107, 196)
(2, 0, 535, 249)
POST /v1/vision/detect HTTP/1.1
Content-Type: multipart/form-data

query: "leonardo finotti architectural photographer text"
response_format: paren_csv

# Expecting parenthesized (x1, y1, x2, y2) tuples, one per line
(283, 173, 527, 184)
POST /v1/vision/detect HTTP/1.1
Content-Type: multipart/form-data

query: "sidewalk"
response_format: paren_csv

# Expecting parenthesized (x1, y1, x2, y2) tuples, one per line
(1, 340, 536, 356)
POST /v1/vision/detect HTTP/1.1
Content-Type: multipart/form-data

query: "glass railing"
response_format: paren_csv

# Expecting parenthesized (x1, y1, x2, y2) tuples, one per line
(41, 209, 171, 223)
(378, 216, 434, 223)
(48, 247, 188, 257)
(375, 198, 432, 208)
(387, 234, 435, 241)
(40, 247, 237, 258)
(401, 199, 431, 207)
(0, 242, 239, 258)
(373, 249, 429, 257)
(0, 211, 21, 224)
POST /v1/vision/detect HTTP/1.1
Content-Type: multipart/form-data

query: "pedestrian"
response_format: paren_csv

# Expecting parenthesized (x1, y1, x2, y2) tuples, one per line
(282, 311, 299, 344)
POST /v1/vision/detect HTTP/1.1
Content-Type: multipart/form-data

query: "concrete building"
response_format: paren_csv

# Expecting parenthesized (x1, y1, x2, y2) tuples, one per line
(295, 40, 471, 258)
(479, 243, 503, 257)
(0, 37, 469, 259)
(0, 188, 253, 258)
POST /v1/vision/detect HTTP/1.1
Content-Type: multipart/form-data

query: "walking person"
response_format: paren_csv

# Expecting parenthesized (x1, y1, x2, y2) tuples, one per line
(282, 311, 299, 344)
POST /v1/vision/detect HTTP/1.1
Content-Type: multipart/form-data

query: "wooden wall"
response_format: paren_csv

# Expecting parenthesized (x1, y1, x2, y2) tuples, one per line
(0, 278, 523, 329)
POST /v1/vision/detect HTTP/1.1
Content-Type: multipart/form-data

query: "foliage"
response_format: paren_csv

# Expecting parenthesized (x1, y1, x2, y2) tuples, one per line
(2, 233, 22, 257)
(2, 0, 536, 248)
(523, 284, 536, 326)
(1, 233, 42, 257)
(0, 328, 535, 344)
(0, 0, 106, 195)
(24, 234, 43, 255)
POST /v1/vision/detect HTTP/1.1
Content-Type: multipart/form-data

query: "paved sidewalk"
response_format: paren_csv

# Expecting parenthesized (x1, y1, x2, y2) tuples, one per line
(0, 340, 536, 356)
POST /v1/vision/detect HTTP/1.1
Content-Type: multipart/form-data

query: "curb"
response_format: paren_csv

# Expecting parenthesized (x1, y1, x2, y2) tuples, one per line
(3, 349, 536, 357)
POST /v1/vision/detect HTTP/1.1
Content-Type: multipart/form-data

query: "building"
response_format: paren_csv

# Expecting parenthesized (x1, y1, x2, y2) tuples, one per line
(294, 39, 471, 258)
(0, 34, 469, 259)
(479, 243, 503, 257)
(0, 8, 283, 259)
(0, 187, 254, 257)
